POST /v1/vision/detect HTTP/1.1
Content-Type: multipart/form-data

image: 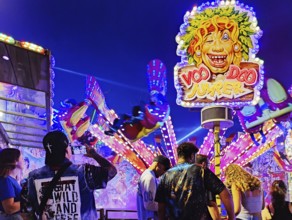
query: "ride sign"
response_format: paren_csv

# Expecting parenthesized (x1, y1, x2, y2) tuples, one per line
(174, 0, 264, 108)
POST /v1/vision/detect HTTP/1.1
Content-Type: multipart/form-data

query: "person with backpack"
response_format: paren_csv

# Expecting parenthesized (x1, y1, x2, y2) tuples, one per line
(27, 130, 117, 220)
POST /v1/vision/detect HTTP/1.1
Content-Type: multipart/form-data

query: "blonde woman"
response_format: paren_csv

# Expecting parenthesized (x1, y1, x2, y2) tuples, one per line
(225, 164, 264, 220)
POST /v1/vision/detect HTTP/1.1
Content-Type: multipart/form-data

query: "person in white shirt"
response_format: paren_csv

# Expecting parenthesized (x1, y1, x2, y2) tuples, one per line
(136, 155, 170, 220)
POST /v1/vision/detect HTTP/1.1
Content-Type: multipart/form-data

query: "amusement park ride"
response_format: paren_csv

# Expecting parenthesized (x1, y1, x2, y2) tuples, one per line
(0, 0, 291, 177)
(53, 63, 292, 178)
(55, 59, 177, 173)
(0, 0, 292, 213)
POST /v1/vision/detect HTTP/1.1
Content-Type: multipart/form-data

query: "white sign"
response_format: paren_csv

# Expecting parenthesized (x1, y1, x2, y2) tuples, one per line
(35, 176, 81, 220)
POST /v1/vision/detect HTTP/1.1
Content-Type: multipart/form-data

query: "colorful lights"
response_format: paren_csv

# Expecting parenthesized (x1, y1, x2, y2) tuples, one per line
(160, 116, 178, 165)
(288, 85, 292, 97)
(0, 33, 15, 44)
(174, 0, 264, 108)
(85, 75, 158, 172)
(20, 41, 45, 54)
(0, 33, 48, 56)
(220, 119, 283, 171)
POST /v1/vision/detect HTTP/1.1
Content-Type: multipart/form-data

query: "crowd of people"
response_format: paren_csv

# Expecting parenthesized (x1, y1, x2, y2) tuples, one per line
(0, 130, 117, 220)
(0, 131, 291, 220)
(137, 142, 292, 220)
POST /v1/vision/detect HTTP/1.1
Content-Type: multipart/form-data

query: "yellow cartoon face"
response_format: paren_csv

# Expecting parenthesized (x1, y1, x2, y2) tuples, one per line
(202, 29, 235, 74)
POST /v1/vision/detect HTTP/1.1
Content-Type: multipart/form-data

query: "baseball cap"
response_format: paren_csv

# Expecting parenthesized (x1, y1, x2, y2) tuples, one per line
(153, 155, 171, 170)
(43, 130, 69, 166)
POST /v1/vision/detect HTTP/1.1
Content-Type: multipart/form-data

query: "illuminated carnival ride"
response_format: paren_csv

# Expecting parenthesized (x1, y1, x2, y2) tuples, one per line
(0, 0, 291, 214)
(173, 0, 292, 203)
(53, 59, 177, 173)
(52, 1, 292, 187)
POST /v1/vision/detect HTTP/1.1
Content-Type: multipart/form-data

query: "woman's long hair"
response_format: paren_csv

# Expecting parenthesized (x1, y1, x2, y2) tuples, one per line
(0, 148, 21, 177)
(225, 163, 261, 192)
(271, 180, 286, 210)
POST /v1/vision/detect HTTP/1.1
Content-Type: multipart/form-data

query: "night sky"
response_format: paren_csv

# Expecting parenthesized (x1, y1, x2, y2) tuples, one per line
(1, 0, 292, 146)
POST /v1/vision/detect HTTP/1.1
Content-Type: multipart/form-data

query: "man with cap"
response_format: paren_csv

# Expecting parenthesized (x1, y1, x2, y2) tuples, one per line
(27, 130, 117, 220)
(137, 155, 171, 220)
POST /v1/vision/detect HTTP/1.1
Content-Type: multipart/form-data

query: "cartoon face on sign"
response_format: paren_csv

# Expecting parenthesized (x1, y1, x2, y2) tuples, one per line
(174, 1, 264, 108)
(190, 15, 242, 74)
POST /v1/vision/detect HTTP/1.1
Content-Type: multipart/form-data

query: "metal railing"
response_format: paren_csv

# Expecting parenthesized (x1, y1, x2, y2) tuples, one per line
(97, 209, 137, 220)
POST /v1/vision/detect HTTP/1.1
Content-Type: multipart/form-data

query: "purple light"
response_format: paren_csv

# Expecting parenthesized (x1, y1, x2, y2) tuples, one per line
(2, 55, 9, 60)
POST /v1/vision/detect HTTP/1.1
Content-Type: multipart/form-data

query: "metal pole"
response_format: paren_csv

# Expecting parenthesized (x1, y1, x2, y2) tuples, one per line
(214, 125, 221, 213)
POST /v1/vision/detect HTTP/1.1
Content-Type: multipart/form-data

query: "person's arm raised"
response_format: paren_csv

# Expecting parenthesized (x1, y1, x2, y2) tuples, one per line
(85, 145, 117, 180)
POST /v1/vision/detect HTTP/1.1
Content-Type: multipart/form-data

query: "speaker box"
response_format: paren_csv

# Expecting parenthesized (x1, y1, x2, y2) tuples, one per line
(201, 106, 233, 129)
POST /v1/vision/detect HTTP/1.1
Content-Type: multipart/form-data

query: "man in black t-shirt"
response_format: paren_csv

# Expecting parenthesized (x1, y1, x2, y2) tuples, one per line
(155, 142, 235, 220)
(196, 154, 220, 220)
